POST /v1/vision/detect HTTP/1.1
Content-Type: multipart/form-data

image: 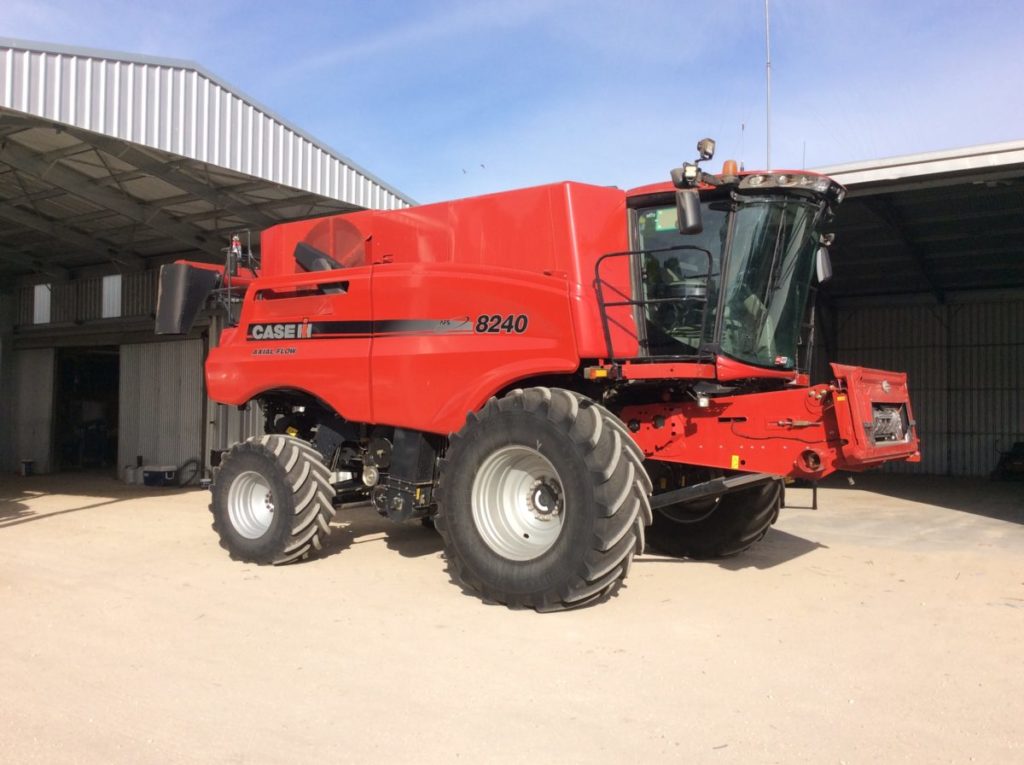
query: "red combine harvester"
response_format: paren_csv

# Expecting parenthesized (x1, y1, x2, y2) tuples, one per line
(157, 139, 920, 610)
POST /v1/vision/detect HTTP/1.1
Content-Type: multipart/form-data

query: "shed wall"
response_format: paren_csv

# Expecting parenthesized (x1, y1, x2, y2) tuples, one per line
(12, 347, 54, 473)
(0, 293, 16, 471)
(834, 297, 1024, 476)
(118, 339, 204, 472)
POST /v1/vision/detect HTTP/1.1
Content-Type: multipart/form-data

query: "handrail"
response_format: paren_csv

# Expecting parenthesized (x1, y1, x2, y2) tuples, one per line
(593, 244, 716, 363)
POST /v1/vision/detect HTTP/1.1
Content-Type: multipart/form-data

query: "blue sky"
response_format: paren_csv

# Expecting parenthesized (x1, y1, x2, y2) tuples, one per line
(5, 1, 1024, 203)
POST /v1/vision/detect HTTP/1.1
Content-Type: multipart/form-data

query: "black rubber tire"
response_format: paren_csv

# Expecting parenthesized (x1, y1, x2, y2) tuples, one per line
(435, 387, 652, 611)
(211, 434, 335, 564)
(647, 478, 782, 560)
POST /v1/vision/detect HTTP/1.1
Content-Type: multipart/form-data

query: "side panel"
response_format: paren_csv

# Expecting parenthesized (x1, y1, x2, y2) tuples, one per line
(551, 183, 635, 359)
(205, 267, 374, 421)
(829, 363, 920, 467)
(13, 348, 54, 474)
(257, 182, 634, 361)
(621, 367, 920, 479)
(621, 385, 844, 478)
(119, 339, 205, 470)
(371, 263, 580, 433)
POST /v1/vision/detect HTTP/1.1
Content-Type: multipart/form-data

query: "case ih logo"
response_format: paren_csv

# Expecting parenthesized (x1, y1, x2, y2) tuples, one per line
(248, 322, 312, 340)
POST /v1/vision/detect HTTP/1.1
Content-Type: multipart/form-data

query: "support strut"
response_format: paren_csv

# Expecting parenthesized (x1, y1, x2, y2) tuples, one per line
(649, 472, 777, 510)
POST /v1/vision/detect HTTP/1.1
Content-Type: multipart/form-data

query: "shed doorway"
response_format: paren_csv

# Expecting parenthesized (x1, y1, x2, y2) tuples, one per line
(53, 346, 120, 472)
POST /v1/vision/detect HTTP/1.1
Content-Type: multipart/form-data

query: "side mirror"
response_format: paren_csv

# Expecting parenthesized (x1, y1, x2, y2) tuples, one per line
(676, 189, 703, 235)
(815, 246, 833, 283)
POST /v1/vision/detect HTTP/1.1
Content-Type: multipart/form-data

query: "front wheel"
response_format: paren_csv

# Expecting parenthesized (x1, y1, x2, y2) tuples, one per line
(436, 388, 652, 611)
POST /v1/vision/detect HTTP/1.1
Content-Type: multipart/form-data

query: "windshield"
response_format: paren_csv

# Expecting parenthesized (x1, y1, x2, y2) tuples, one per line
(634, 195, 822, 369)
(720, 198, 819, 369)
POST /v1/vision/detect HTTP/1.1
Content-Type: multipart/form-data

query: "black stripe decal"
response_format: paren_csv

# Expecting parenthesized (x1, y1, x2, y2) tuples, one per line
(247, 317, 475, 340)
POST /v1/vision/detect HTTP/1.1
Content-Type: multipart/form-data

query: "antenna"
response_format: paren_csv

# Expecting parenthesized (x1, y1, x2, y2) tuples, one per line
(740, 122, 746, 171)
(764, 0, 772, 169)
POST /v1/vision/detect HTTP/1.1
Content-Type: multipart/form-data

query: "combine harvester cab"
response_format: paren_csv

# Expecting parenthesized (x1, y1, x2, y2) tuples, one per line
(156, 138, 919, 610)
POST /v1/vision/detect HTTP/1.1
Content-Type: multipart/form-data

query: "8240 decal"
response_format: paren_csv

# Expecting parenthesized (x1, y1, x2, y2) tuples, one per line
(475, 314, 528, 334)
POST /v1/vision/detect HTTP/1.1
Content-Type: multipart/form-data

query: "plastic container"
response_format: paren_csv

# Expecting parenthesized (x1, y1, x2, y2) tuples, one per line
(19, 459, 34, 477)
(142, 465, 178, 487)
(123, 466, 138, 484)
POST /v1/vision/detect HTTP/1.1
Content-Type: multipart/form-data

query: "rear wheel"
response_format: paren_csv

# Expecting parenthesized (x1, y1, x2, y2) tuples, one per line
(647, 477, 782, 560)
(211, 434, 336, 564)
(436, 387, 652, 611)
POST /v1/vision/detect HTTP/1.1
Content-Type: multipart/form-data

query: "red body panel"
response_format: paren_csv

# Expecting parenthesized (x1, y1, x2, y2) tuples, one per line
(370, 263, 578, 433)
(828, 363, 921, 467)
(209, 182, 638, 431)
(207, 267, 375, 419)
(256, 183, 635, 359)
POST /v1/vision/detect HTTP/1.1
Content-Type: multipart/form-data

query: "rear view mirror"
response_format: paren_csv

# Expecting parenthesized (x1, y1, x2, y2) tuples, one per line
(675, 189, 703, 235)
(815, 246, 833, 283)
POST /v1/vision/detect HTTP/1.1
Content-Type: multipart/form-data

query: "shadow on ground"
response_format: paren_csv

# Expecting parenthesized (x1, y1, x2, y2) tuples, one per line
(316, 503, 443, 562)
(0, 472, 188, 528)
(829, 472, 1024, 525)
(639, 528, 825, 571)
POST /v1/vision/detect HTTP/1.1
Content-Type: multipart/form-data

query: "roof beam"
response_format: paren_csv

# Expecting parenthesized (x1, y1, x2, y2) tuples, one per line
(862, 197, 946, 304)
(839, 167, 1024, 198)
(63, 128, 281, 228)
(0, 186, 67, 209)
(836, 197, 1024, 234)
(0, 138, 223, 258)
(0, 203, 143, 270)
(0, 245, 70, 279)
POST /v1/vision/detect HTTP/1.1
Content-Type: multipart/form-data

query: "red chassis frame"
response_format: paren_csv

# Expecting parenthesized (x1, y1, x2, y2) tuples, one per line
(620, 363, 920, 480)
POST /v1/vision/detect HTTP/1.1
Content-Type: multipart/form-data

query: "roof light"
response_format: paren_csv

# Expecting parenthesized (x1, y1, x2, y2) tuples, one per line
(737, 172, 846, 202)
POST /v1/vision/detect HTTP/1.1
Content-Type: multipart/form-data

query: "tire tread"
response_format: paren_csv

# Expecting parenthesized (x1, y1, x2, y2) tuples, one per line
(211, 433, 335, 565)
(436, 387, 652, 611)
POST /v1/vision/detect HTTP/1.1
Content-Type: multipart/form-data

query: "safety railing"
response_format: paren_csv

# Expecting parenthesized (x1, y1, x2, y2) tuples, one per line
(593, 244, 716, 363)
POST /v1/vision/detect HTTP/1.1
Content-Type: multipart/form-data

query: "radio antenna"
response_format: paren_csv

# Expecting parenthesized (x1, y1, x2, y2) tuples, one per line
(764, 0, 772, 169)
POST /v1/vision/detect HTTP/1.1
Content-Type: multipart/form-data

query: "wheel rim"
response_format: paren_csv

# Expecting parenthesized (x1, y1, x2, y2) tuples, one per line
(471, 445, 565, 561)
(227, 470, 275, 539)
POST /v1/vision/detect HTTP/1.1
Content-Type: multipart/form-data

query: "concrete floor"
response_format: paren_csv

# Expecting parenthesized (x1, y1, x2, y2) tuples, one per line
(1, 472, 1021, 764)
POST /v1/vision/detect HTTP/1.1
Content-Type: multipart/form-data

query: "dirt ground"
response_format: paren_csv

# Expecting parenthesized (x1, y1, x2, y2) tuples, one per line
(1, 472, 1021, 764)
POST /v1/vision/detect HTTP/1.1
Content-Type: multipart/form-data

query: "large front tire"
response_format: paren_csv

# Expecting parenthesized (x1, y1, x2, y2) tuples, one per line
(647, 478, 782, 560)
(436, 388, 652, 611)
(211, 434, 335, 564)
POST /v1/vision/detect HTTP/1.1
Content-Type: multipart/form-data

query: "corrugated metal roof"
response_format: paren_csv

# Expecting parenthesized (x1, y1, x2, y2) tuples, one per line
(816, 140, 1024, 195)
(810, 140, 1024, 300)
(0, 37, 413, 210)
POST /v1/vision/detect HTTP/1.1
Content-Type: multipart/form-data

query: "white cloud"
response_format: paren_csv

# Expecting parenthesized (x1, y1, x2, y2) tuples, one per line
(273, 0, 556, 81)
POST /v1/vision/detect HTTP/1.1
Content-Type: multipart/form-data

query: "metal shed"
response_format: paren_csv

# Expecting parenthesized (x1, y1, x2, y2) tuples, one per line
(0, 38, 413, 476)
(816, 142, 1024, 476)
